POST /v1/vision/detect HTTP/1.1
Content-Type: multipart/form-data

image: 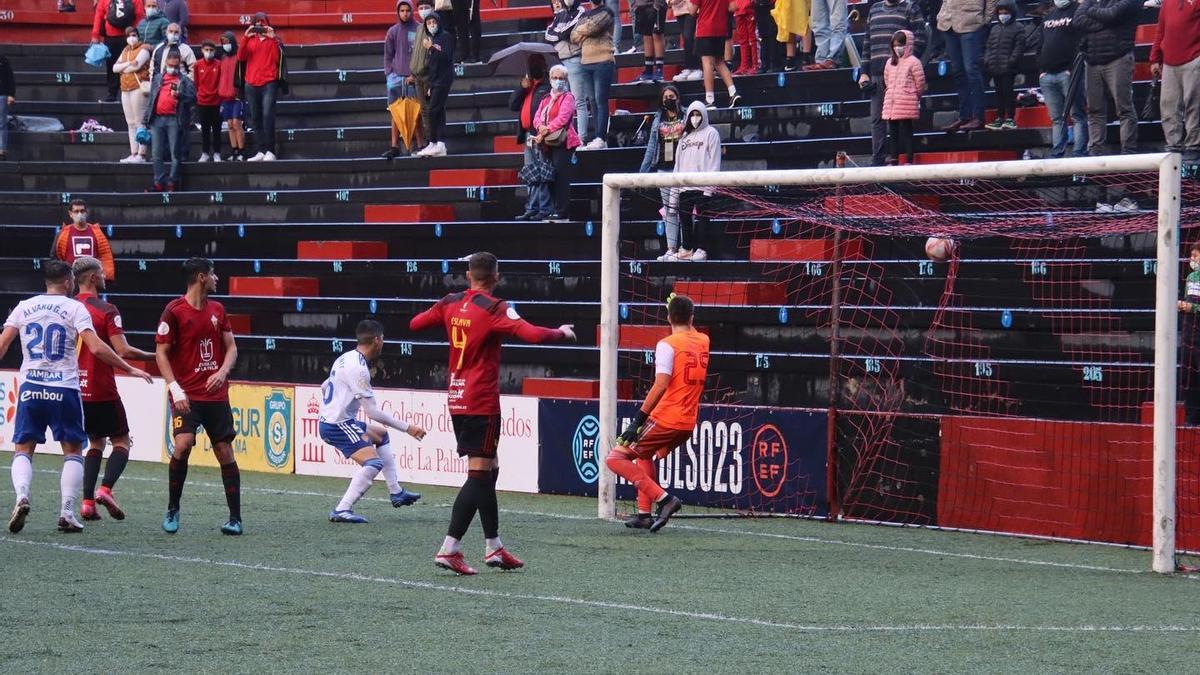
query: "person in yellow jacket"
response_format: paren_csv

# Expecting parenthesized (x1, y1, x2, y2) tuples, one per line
(771, 0, 811, 71)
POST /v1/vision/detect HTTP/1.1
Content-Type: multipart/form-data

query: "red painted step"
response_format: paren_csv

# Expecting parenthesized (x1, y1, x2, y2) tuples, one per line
(674, 281, 787, 305)
(493, 136, 525, 154)
(363, 204, 456, 223)
(229, 276, 320, 297)
(522, 377, 635, 400)
(297, 240, 388, 260)
(596, 324, 712, 350)
(913, 150, 1019, 164)
(226, 313, 253, 335)
(1140, 401, 1186, 426)
(428, 168, 519, 187)
(822, 194, 940, 216)
(984, 106, 1051, 128)
(1135, 23, 1157, 45)
(749, 238, 867, 262)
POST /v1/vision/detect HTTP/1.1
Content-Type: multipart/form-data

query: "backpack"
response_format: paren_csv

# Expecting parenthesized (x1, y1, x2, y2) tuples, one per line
(107, 0, 135, 29)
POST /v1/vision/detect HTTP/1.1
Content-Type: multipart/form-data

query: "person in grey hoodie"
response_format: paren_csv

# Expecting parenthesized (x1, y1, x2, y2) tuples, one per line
(672, 101, 721, 262)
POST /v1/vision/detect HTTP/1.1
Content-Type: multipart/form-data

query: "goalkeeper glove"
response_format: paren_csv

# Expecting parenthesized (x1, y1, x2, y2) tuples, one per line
(615, 409, 650, 447)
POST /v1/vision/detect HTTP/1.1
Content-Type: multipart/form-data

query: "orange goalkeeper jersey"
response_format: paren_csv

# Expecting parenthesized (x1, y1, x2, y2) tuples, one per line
(650, 329, 710, 431)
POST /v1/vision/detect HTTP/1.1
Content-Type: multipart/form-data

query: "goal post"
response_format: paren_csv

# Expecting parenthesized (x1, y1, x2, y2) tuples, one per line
(599, 153, 1184, 573)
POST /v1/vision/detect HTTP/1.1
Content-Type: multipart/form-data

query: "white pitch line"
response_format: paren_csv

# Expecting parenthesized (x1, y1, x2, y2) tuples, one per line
(1, 535, 1196, 635)
(7, 467, 1166, 576)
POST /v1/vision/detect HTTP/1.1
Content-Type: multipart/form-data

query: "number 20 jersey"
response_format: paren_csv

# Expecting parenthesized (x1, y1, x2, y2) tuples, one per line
(3, 294, 95, 390)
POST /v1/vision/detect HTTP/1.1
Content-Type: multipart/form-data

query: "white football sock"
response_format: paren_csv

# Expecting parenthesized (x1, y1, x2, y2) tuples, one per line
(486, 537, 503, 553)
(705, 91, 715, 105)
(11, 453, 32, 501)
(727, 85, 737, 97)
(440, 536, 461, 555)
(375, 441, 401, 493)
(336, 463, 380, 512)
(60, 456, 83, 516)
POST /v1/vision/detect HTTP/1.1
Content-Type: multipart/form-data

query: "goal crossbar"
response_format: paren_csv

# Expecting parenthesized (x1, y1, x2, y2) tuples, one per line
(598, 153, 1183, 573)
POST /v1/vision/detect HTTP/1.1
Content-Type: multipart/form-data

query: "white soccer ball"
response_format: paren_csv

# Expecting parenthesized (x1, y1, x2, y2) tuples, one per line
(924, 237, 955, 262)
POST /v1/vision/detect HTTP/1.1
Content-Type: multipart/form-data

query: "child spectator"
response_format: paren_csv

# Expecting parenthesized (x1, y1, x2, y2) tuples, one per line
(669, 0, 703, 81)
(137, 0, 168, 47)
(982, 0, 1025, 130)
(113, 26, 150, 164)
(732, 0, 758, 75)
(754, 0, 785, 72)
(632, 0, 667, 81)
(1179, 242, 1200, 425)
(882, 29, 925, 164)
(142, 49, 195, 192)
(1037, 0, 1087, 157)
(693, 0, 741, 108)
(639, 85, 685, 259)
(52, 200, 116, 282)
(413, 11, 454, 157)
(217, 31, 247, 161)
(673, 101, 721, 261)
(194, 40, 222, 161)
(860, 0, 925, 166)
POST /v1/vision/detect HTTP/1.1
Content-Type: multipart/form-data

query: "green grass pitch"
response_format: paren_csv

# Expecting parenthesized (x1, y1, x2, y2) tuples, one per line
(1, 451, 1199, 672)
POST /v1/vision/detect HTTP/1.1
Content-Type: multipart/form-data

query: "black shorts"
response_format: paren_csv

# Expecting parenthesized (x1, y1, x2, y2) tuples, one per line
(172, 400, 237, 445)
(634, 4, 667, 35)
(694, 36, 727, 58)
(83, 399, 130, 439)
(452, 414, 501, 459)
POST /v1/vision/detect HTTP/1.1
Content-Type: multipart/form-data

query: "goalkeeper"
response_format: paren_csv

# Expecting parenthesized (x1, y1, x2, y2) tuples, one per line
(606, 294, 710, 533)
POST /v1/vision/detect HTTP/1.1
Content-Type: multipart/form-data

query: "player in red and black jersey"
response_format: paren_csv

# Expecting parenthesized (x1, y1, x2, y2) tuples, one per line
(410, 252, 576, 575)
(155, 257, 243, 536)
(72, 257, 157, 522)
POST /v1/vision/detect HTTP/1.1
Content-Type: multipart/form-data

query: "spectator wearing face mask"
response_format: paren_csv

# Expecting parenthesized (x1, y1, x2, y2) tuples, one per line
(672, 101, 721, 262)
(570, 0, 617, 149)
(142, 49, 196, 192)
(413, 10, 454, 157)
(92, 0, 146, 103)
(239, 11, 289, 161)
(1036, 0, 1087, 157)
(218, 31, 247, 161)
(52, 200, 116, 282)
(511, 53, 551, 218)
(982, 0, 1025, 130)
(410, 0, 437, 153)
(194, 40, 223, 162)
(149, 23, 195, 79)
(882, 29, 926, 164)
(114, 26, 151, 164)
(522, 63, 580, 221)
(159, 0, 188, 41)
(546, 0, 590, 147)
(383, 0, 421, 159)
(137, 0, 169, 47)
(640, 85, 685, 260)
(859, 0, 925, 166)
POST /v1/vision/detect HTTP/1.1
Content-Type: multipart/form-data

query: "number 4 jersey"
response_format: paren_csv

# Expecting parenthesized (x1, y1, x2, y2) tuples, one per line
(652, 329, 710, 431)
(3, 294, 96, 390)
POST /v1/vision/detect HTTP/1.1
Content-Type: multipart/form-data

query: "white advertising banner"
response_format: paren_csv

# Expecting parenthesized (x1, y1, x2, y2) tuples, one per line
(294, 385, 540, 493)
(0, 369, 165, 463)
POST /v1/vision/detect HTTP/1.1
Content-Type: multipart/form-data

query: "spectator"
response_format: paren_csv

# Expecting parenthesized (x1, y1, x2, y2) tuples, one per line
(51, 200, 116, 282)
(149, 23, 195, 78)
(692, 0, 741, 109)
(859, 0, 925, 165)
(937, 0, 996, 132)
(639, 85, 685, 260)
(1179, 242, 1200, 425)
(239, 12, 288, 162)
(882, 29, 926, 164)
(732, 0, 758, 75)
(571, 0, 617, 149)
(1037, 0, 1087, 157)
(113, 26, 151, 164)
(92, 0, 146, 104)
(670, 0, 702, 81)
(160, 0, 188, 41)
(142, 49, 195, 192)
(1073, 0, 1139, 155)
(606, 0, 624, 52)
(194, 40, 222, 161)
(771, 0, 810, 71)
(413, 11, 454, 157)
(754, 0, 785, 73)
(218, 31, 247, 161)
(527, 64, 581, 221)
(383, 0, 421, 159)
(137, 0, 169, 48)
(410, 0, 436, 154)
(982, 0, 1025, 130)
(1149, 0, 1200, 161)
(806, 0, 847, 70)
(673, 101, 720, 261)
(922, 0, 945, 59)
(453, 0, 482, 64)
(632, 0, 667, 81)
(511, 53, 551, 218)
(546, 0, 591, 139)
(0, 51, 13, 161)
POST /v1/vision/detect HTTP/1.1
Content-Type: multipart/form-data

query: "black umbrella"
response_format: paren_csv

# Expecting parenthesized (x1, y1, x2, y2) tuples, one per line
(487, 42, 560, 76)
(1065, 52, 1087, 112)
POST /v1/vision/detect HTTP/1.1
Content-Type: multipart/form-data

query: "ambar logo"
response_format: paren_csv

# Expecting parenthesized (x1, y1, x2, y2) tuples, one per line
(751, 424, 788, 498)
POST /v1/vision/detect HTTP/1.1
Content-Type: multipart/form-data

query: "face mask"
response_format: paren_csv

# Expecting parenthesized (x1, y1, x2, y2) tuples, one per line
(167, 33, 180, 44)
(663, 98, 678, 111)
(688, 113, 702, 128)
(146, 7, 158, 15)
(1192, 261, 1199, 271)
(998, 12, 1012, 23)
(166, 66, 179, 75)
(222, 43, 233, 53)
(418, 7, 432, 19)
(427, 24, 438, 35)
(127, 35, 139, 46)
(203, 50, 214, 59)
(893, 45, 903, 56)
(551, 79, 568, 92)
(1053, 0, 1070, 7)
(71, 212, 87, 224)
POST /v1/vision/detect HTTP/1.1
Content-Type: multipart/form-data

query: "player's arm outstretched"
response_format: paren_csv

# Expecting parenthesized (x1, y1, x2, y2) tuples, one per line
(81, 330, 152, 383)
(493, 301, 576, 344)
(361, 395, 427, 440)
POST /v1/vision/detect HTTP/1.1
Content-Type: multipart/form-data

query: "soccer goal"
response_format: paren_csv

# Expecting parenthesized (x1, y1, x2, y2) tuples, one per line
(598, 153, 1193, 574)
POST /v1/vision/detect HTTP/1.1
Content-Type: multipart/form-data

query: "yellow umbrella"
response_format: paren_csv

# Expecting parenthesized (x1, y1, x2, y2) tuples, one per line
(388, 96, 422, 151)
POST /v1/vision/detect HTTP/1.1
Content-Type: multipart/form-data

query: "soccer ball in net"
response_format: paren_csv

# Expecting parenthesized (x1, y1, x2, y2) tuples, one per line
(924, 237, 955, 262)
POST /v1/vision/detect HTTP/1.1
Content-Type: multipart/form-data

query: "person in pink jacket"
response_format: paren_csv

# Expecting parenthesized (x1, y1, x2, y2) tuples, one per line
(529, 64, 582, 222)
(882, 29, 925, 165)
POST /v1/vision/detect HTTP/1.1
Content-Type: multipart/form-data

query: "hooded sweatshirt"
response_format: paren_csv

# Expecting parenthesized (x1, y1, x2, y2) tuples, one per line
(673, 101, 721, 194)
(883, 30, 926, 120)
(238, 13, 285, 87)
(385, 0, 420, 80)
(422, 12, 456, 87)
(217, 31, 241, 101)
(545, 0, 586, 60)
(982, 0, 1026, 76)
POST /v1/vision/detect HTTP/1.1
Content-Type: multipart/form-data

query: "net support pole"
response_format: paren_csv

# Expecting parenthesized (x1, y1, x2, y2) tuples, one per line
(1153, 153, 1183, 573)
(598, 183, 621, 520)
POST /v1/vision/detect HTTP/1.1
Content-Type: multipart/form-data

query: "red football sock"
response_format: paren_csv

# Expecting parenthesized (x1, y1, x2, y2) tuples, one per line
(606, 452, 666, 506)
(635, 457, 656, 513)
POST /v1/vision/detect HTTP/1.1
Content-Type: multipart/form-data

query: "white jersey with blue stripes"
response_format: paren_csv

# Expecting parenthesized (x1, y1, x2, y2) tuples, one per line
(3, 294, 95, 390)
(319, 349, 374, 424)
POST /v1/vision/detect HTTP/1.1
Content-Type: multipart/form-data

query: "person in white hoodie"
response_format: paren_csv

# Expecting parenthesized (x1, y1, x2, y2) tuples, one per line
(671, 100, 720, 261)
